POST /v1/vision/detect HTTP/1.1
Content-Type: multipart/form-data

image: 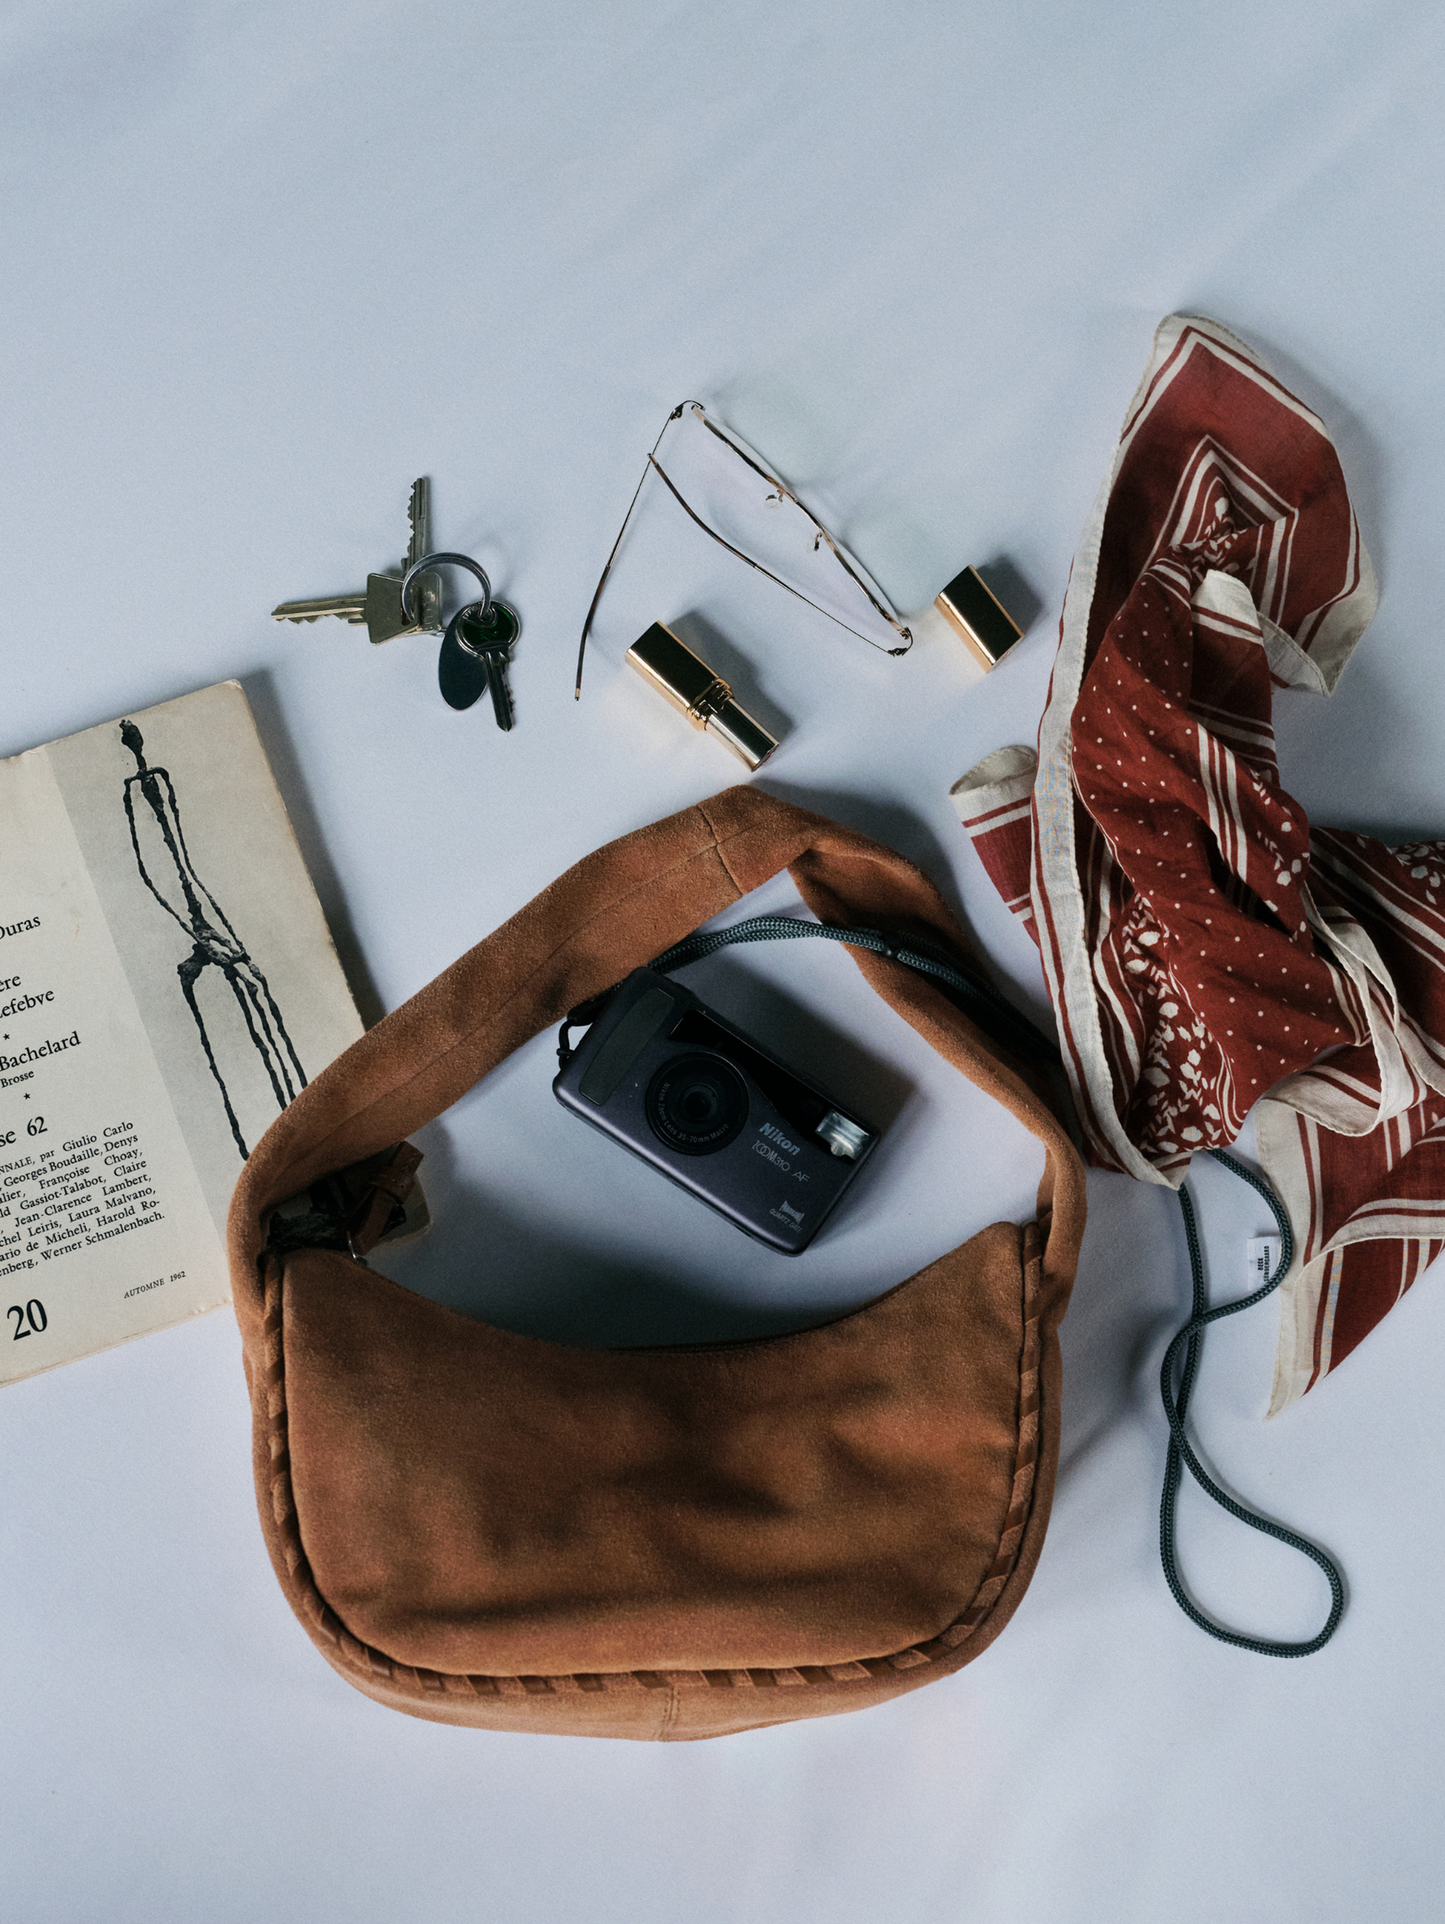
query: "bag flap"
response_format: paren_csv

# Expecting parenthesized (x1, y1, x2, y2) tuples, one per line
(272, 1219, 1033, 1678)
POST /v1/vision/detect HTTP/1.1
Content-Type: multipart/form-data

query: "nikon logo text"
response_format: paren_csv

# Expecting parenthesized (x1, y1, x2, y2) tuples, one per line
(758, 1123, 800, 1154)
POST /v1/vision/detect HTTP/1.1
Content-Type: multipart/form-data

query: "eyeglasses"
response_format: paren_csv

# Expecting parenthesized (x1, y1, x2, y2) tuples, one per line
(574, 401, 914, 698)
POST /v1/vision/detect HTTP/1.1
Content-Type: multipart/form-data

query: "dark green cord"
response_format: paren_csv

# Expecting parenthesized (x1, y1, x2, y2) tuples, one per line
(1161, 1148, 1345, 1656)
(650, 915, 1061, 1070)
(557, 913, 1061, 1075)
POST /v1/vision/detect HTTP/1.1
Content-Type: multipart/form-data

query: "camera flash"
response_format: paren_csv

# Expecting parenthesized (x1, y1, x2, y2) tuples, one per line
(817, 1111, 870, 1160)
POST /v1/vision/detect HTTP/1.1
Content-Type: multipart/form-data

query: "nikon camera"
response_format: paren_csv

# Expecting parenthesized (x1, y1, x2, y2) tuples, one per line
(553, 967, 880, 1254)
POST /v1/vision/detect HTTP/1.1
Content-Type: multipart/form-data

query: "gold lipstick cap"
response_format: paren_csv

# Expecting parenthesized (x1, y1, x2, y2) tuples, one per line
(935, 566, 1022, 669)
(625, 623, 778, 771)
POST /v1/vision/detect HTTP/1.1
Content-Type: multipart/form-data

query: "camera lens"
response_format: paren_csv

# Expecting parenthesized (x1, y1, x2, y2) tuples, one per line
(646, 1053, 749, 1156)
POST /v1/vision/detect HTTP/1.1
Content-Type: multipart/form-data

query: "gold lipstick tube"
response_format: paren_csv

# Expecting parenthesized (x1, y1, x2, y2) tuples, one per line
(625, 623, 778, 771)
(935, 566, 1022, 669)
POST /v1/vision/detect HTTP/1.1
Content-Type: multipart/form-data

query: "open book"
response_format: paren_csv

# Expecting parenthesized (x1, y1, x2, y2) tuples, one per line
(1, 682, 398, 1385)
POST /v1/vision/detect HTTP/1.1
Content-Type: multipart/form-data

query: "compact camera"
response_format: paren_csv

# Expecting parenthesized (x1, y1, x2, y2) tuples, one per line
(553, 967, 880, 1254)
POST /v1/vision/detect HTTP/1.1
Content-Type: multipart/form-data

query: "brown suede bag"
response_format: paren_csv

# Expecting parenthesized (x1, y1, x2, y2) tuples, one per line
(227, 788, 1086, 1739)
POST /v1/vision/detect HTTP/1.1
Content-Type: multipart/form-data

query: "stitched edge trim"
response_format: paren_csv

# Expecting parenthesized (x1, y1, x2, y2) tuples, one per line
(261, 1228, 1046, 1704)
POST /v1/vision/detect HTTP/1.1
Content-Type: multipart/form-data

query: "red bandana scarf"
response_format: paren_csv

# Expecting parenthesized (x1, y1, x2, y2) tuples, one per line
(955, 315, 1445, 1414)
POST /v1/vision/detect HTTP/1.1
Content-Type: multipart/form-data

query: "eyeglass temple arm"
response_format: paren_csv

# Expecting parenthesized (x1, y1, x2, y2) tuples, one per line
(574, 406, 687, 699)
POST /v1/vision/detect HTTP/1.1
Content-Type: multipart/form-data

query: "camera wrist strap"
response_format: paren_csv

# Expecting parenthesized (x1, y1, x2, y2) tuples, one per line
(1164, 1150, 1344, 1656)
(649, 914, 1062, 1067)
(556, 914, 1060, 1073)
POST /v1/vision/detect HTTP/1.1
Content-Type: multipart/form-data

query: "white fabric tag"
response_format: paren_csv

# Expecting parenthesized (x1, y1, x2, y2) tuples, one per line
(1246, 1236, 1281, 1287)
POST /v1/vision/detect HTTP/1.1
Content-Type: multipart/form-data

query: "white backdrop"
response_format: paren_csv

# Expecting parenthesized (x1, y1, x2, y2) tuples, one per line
(4, 3, 1445, 1919)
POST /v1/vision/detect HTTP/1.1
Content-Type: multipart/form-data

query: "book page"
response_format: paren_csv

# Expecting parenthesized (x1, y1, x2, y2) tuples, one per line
(2, 683, 371, 1385)
(0, 748, 224, 1381)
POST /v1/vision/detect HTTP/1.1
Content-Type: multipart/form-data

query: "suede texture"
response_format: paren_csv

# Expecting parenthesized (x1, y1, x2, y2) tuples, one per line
(227, 788, 1087, 1738)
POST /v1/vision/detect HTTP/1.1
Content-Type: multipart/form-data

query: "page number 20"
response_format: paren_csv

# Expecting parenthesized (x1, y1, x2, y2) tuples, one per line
(7, 1301, 47, 1340)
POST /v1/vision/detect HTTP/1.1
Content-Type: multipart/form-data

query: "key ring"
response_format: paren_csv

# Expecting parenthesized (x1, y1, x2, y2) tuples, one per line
(404, 548, 520, 721)
(402, 551, 491, 625)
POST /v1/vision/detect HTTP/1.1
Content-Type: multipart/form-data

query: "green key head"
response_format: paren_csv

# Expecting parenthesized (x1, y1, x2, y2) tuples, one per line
(456, 602, 520, 652)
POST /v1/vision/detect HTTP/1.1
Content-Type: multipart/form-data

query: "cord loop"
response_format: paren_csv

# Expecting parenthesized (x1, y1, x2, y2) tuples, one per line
(1160, 1149, 1345, 1656)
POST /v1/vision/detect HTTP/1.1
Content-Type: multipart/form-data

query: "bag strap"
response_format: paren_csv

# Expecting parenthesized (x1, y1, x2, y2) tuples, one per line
(229, 787, 1086, 1350)
(1161, 1150, 1345, 1655)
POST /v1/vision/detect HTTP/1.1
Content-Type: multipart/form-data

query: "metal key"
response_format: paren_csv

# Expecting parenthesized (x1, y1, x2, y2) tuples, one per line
(272, 479, 442, 645)
(450, 602, 520, 728)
